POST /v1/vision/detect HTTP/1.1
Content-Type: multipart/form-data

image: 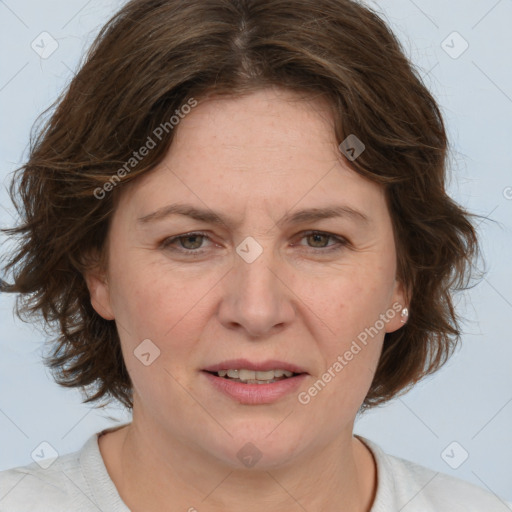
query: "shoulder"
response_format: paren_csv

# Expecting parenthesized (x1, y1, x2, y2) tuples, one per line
(0, 426, 130, 512)
(358, 436, 512, 512)
(0, 447, 87, 512)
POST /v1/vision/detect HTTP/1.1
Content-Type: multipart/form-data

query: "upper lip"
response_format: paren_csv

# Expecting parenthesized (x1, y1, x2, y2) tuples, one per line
(202, 359, 308, 374)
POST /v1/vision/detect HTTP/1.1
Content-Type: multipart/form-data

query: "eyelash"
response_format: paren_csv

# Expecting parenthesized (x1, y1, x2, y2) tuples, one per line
(159, 230, 349, 256)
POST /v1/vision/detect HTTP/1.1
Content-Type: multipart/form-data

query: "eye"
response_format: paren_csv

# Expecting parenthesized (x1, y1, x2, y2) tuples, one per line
(176, 233, 205, 250)
(160, 230, 349, 257)
(294, 230, 349, 251)
(305, 232, 332, 248)
(160, 232, 211, 253)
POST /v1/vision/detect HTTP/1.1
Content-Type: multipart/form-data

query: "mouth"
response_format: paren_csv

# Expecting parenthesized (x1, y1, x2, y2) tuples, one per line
(202, 364, 308, 404)
(201, 359, 308, 403)
(204, 368, 302, 384)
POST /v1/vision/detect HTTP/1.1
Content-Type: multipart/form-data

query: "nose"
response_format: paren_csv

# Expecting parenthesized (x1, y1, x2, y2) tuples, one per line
(217, 250, 296, 338)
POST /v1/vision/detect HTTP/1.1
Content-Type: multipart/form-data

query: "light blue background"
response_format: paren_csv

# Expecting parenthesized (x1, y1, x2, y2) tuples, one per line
(1, 0, 511, 503)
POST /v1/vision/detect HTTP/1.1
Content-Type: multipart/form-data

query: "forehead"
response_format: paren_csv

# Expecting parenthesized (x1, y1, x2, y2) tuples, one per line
(115, 88, 387, 225)
(172, 88, 337, 166)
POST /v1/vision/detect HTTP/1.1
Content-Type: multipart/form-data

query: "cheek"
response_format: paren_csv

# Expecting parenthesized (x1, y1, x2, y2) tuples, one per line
(294, 260, 396, 340)
(108, 248, 216, 340)
(299, 286, 385, 419)
(108, 261, 226, 404)
(292, 262, 393, 401)
(111, 267, 216, 407)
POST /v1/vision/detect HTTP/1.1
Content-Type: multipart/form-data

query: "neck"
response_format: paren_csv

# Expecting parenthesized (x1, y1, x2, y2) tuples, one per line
(99, 411, 376, 512)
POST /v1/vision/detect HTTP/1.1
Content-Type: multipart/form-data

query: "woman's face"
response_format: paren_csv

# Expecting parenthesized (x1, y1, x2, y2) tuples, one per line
(87, 87, 405, 468)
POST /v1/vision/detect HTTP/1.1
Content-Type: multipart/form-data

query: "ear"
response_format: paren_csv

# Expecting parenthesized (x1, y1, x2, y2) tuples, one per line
(83, 263, 115, 321)
(385, 278, 408, 334)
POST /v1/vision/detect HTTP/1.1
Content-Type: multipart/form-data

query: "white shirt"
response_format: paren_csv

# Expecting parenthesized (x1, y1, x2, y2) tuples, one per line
(1, 425, 510, 511)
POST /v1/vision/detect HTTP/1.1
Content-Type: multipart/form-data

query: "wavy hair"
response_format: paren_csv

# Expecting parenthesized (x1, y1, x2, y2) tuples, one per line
(2, 0, 479, 409)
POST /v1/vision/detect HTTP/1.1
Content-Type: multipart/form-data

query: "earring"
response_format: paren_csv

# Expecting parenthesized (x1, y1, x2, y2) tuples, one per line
(400, 307, 409, 323)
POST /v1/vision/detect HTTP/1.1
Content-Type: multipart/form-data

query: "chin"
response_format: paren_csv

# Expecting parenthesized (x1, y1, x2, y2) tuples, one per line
(208, 425, 307, 471)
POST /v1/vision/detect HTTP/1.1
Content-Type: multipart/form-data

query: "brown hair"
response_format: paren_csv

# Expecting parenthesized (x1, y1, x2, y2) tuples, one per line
(2, 0, 479, 410)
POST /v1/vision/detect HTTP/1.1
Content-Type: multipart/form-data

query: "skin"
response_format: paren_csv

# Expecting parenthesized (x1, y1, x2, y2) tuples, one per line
(86, 87, 406, 512)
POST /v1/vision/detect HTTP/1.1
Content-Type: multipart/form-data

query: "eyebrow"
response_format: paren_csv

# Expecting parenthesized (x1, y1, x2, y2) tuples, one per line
(137, 203, 370, 228)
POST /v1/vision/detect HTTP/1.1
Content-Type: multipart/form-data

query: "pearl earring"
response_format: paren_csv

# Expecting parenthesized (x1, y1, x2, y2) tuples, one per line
(400, 307, 409, 323)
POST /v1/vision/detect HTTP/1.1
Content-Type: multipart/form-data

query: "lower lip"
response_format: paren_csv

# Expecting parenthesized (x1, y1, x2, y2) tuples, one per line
(202, 371, 307, 405)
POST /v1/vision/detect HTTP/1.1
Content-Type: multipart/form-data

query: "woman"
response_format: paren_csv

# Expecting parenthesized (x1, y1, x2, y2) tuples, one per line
(0, 0, 509, 510)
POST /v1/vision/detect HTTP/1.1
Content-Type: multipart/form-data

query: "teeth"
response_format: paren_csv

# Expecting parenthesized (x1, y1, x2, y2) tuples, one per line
(215, 369, 295, 382)
(255, 370, 274, 380)
(239, 369, 256, 380)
